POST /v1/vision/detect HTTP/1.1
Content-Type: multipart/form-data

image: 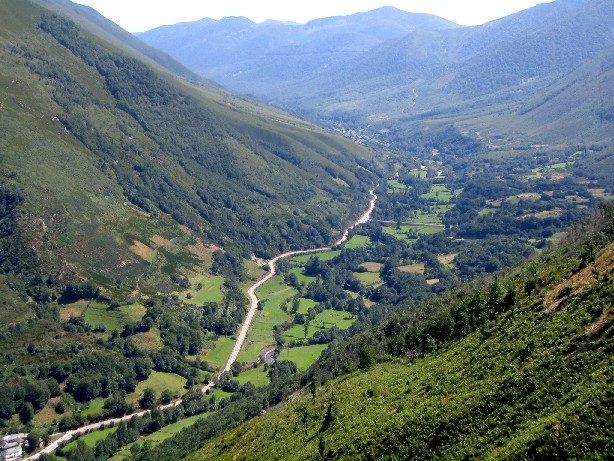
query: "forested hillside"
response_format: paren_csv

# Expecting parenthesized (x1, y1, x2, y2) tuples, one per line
(0, 0, 374, 435)
(148, 204, 614, 461)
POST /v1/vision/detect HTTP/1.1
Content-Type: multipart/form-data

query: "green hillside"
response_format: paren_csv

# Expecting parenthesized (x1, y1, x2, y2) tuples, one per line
(0, 0, 374, 434)
(0, 0, 374, 291)
(137, 204, 613, 460)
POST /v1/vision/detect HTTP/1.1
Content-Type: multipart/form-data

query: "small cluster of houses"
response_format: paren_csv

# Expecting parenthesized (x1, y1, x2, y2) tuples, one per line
(0, 434, 27, 460)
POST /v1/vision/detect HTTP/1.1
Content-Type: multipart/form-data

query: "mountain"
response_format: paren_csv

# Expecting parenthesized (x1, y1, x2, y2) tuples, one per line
(136, 204, 614, 460)
(31, 0, 204, 82)
(0, 0, 375, 303)
(142, 0, 613, 150)
(138, 7, 458, 94)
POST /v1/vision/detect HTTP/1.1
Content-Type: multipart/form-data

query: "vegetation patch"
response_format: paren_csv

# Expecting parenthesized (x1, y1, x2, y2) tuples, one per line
(344, 234, 371, 249)
(277, 344, 328, 371)
(398, 263, 425, 274)
(291, 250, 341, 264)
(353, 271, 383, 286)
(234, 366, 270, 388)
(131, 327, 163, 352)
(129, 371, 187, 404)
(359, 262, 383, 272)
(203, 337, 236, 370)
(83, 302, 146, 332)
(180, 275, 225, 304)
(59, 300, 89, 321)
(436, 253, 458, 268)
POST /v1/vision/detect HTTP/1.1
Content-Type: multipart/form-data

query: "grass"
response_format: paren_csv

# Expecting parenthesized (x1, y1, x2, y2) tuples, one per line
(234, 366, 270, 388)
(354, 271, 383, 286)
(83, 302, 146, 332)
(65, 425, 118, 451)
(296, 297, 317, 315)
(131, 327, 163, 351)
(386, 179, 408, 193)
(409, 170, 427, 178)
(203, 337, 236, 370)
(437, 253, 458, 268)
(277, 344, 328, 371)
(288, 266, 317, 286)
(284, 310, 357, 341)
(128, 371, 186, 404)
(111, 414, 209, 460)
(180, 274, 225, 304)
(344, 235, 371, 249)
(59, 300, 89, 321)
(399, 263, 425, 274)
(421, 184, 452, 202)
(360, 262, 383, 272)
(291, 250, 340, 264)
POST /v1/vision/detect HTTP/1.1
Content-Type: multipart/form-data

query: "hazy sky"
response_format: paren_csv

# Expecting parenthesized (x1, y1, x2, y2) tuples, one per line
(74, 0, 554, 33)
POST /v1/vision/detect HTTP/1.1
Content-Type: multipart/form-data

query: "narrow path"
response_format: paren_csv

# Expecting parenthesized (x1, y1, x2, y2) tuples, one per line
(26, 187, 378, 460)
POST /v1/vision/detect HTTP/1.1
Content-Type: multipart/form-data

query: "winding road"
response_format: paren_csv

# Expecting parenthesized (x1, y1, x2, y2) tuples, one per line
(27, 187, 378, 460)
(222, 187, 378, 374)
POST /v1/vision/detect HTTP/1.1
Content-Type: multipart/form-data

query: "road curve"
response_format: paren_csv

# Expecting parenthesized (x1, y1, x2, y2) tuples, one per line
(26, 187, 378, 460)
(222, 187, 377, 373)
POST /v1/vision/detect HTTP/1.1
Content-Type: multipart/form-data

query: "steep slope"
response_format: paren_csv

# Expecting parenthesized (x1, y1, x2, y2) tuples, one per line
(138, 7, 458, 95)
(179, 204, 614, 460)
(32, 0, 203, 82)
(0, 0, 375, 298)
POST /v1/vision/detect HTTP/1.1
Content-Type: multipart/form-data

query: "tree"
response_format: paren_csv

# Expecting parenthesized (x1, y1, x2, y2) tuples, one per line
(19, 402, 34, 424)
(358, 340, 376, 370)
(139, 388, 156, 410)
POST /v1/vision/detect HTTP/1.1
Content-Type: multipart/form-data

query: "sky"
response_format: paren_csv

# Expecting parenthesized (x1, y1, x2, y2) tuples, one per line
(73, 0, 555, 33)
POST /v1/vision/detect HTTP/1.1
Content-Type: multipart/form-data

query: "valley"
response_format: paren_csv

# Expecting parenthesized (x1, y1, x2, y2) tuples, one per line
(0, 0, 612, 460)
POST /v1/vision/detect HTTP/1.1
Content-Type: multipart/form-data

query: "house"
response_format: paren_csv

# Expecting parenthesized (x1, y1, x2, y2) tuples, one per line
(0, 433, 27, 459)
(0, 444, 22, 460)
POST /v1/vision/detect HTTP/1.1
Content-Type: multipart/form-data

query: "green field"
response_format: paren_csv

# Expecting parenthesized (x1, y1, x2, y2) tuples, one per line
(111, 414, 209, 460)
(288, 266, 317, 286)
(180, 275, 225, 304)
(291, 250, 341, 264)
(387, 179, 408, 193)
(278, 344, 328, 371)
(127, 371, 187, 404)
(234, 366, 270, 388)
(81, 398, 106, 417)
(409, 170, 427, 178)
(421, 184, 453, 202)
(238, 276, 296, 362)
(83, 302, 146, 332)
(354, 271, 383, 286)
(284, 309, 356, 341)
(296, 297, 317, 315)
(344, 235, 371, 249)
(65, 425, 118, 451)
(203, 337, 236, 369)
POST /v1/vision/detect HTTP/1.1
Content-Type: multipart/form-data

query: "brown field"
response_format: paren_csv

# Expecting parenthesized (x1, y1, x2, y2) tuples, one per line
(130, 240, 155, 261)
(132, 328, 163, 352)
(399, 263, 425, 274)
(426, 278, 440, 285)
(59, 300, 88, 321)
(437, 253, 458, 268)
(360, 262, 383, 272)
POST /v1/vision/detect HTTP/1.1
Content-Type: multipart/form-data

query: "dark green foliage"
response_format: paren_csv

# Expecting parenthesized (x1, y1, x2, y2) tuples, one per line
(32, 13, 373, 259)
(178, 203, 614, 460)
